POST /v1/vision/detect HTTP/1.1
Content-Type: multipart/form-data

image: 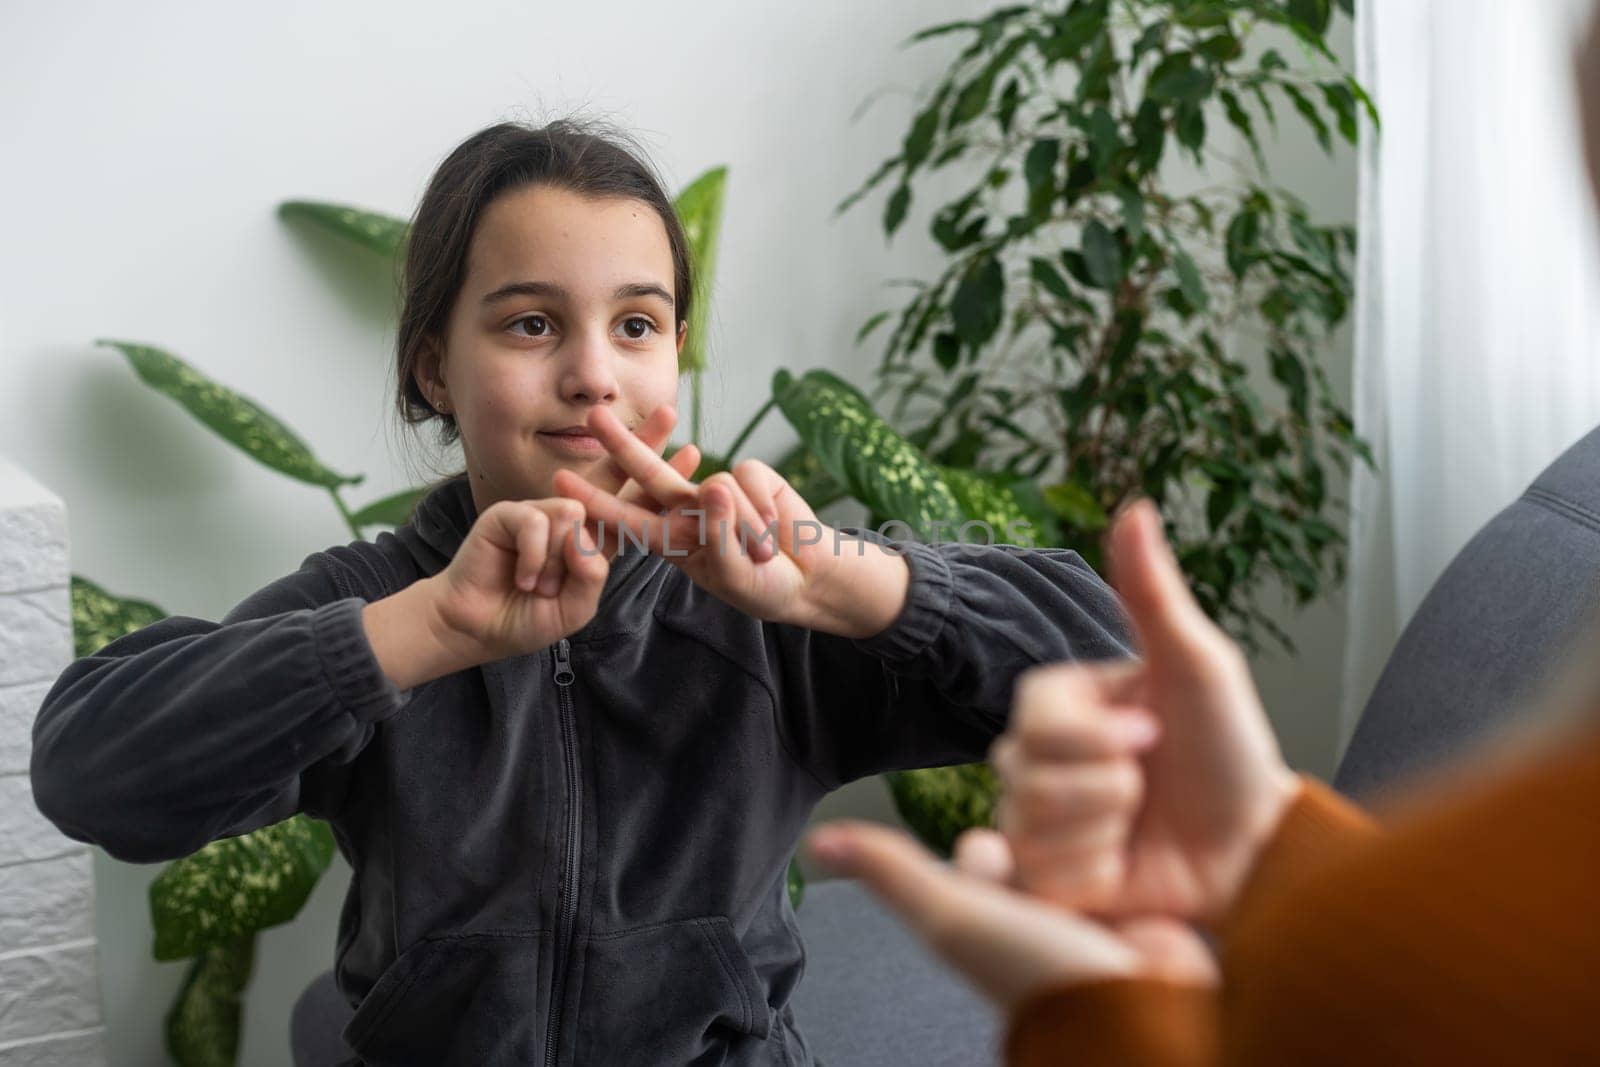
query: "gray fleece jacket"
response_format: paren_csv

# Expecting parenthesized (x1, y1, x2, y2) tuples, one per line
(32, 475, 1132, 1066)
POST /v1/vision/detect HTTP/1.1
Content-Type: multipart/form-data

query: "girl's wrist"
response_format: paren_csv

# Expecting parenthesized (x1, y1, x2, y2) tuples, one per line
(796, 540, 911, 639)
(363, 578, 483, 691)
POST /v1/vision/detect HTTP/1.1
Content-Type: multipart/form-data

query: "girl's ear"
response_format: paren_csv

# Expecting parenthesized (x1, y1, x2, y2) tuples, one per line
(676, 320, 688, 355)
(415, 338, 452, 415)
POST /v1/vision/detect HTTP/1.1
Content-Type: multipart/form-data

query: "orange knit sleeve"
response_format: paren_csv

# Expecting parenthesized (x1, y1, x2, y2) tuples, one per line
(1219, 777, 1378, 943)
(1006, 979, 1218, 1067)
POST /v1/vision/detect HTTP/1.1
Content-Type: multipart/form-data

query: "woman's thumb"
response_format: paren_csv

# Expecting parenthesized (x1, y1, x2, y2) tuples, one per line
(1107, 499, 1209, 662)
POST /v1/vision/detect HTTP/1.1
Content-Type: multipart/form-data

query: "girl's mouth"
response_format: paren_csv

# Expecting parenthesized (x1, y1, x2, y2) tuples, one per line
(537, 429, 606, 458)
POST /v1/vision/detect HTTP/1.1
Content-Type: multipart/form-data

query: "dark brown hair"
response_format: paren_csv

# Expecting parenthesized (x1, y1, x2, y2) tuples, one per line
(395, 119, 693, 445)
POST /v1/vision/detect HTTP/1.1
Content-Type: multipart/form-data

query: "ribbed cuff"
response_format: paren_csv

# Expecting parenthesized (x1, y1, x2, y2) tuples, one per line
(1007, 979, 1217, 1067)
(311, 597, 406, 724)
(1222, 777, 1380, 942)
(849, 537, 954, 665)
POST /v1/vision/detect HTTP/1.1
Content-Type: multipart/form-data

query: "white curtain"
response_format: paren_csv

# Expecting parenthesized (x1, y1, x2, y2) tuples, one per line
(1340, 0, 1600, 747)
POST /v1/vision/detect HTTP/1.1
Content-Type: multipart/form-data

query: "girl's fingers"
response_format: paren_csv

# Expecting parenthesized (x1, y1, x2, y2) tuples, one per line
(587, 406, 699, 511)
(617, 441, 701, 512)
(533, 501, 583, 597)
(514, 507, 551, 592)
(553, 469, 675, 555)
(589, 405, 678, 498)
(559, 519, 608, 604)
(703, 472, 775, 562)
(731, 459, 784, 531)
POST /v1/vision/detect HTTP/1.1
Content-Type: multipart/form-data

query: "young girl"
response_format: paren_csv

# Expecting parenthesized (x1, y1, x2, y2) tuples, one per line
(31, 120, 1132, 1066)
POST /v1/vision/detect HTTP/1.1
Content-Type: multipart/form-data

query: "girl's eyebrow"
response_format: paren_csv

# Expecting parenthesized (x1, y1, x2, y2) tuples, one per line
(482, 280, 674, 308)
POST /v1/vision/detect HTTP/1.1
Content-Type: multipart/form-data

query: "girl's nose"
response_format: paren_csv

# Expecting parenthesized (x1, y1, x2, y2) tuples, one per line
(560, 327, 620, 404)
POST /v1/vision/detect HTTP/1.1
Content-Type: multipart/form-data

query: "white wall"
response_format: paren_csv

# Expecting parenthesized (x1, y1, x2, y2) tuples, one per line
(0, 3, 1358, 1064)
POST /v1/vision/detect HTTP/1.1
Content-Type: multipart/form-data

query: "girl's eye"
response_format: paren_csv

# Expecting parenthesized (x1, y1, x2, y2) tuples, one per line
(619, 316, 656, 341)
(511, 314, 550, 338)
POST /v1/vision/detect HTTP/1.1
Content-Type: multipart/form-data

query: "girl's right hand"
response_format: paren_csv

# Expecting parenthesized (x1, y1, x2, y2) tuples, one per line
(427, 498, 609, 665)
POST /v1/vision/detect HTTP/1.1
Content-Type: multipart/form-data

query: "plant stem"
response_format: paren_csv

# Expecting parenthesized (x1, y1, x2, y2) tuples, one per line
(724, 397, 776, 462)
(691, 369, 704, 447)
(329, 487, 362, 541)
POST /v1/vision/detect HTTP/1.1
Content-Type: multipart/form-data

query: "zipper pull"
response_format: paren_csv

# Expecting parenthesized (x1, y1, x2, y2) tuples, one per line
(552, 638, 575, 687)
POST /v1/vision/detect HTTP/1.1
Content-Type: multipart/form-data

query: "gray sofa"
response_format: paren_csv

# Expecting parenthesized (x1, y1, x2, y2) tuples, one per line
(1335, 423, 1600, 796)
(293, 423, 1600, 1064)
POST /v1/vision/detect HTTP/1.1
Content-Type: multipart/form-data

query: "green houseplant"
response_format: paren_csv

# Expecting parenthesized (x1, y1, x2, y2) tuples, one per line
(801, 0, 1378, 853)
(840, 0, 1375, 653)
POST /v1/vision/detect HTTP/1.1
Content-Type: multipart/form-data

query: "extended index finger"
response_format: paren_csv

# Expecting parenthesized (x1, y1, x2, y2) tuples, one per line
(588, 406, 698, 509)
(588, 404, 678, 498)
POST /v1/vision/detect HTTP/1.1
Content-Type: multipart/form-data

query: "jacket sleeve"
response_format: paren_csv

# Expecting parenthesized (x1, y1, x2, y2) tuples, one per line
(765, 529, 1134, 789)
(30, 543, 410, 863)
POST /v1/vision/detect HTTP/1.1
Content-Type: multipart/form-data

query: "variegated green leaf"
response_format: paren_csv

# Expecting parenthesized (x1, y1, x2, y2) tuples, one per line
(165, 935, 255, 1067)
(886, 763, 999, 857)
(70, 576, 167, 659)
(673, 167, 727, 375)
(772, 369, 962, 542)
(349, 486, 428, 529)
(150, 815, 336, 961)
(100, 340, 362, 490)
(939, 466, 1060, 545)
(773, 443, 847, 512)
(277, 200, 409, 259)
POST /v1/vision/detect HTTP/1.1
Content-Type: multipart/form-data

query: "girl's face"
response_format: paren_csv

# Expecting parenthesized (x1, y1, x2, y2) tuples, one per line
(421, 184, 685, 511)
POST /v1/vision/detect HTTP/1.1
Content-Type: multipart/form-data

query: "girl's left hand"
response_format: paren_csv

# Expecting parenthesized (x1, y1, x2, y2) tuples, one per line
(806, 820, 1218, 1012)
(551, 406, 905, 635)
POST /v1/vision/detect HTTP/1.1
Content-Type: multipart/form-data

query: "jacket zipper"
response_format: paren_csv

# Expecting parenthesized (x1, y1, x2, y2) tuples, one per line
(544, 638, 580, 1067)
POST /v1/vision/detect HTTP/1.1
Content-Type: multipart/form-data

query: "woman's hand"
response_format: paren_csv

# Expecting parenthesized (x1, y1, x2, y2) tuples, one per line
(806, 820, 1216, 1012)
(993, 500, 1298, 924)
(424, 497, 609, 667)
(551, 407, 910, 637)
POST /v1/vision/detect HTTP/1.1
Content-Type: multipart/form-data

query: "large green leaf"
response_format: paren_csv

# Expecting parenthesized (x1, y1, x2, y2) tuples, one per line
(150, 815, 336, 961)
(773, 443, 847, 512)
(348, 486, 429, 529)
(277, 201, 409, 259)
(100, 340, 362, 489)
(886, 763, 999, 856)
(771, 369, 962, 542)
(165, 936, 255, 1067)
(939, 466, 1054, 544)
(673, 167, 727, 375)
(69, 576, 167, 658)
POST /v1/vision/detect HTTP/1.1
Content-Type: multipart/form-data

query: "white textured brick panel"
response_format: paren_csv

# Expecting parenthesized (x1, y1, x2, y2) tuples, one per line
(0, 463, 67, 597)
(0, 1028, 106, 1066)
(0, 682, 51, 777)
(0, 941, 102, 1046)
(0, 854, 94, 955)
(0, 592, 71, 690)
(0, 777, 76, 868)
